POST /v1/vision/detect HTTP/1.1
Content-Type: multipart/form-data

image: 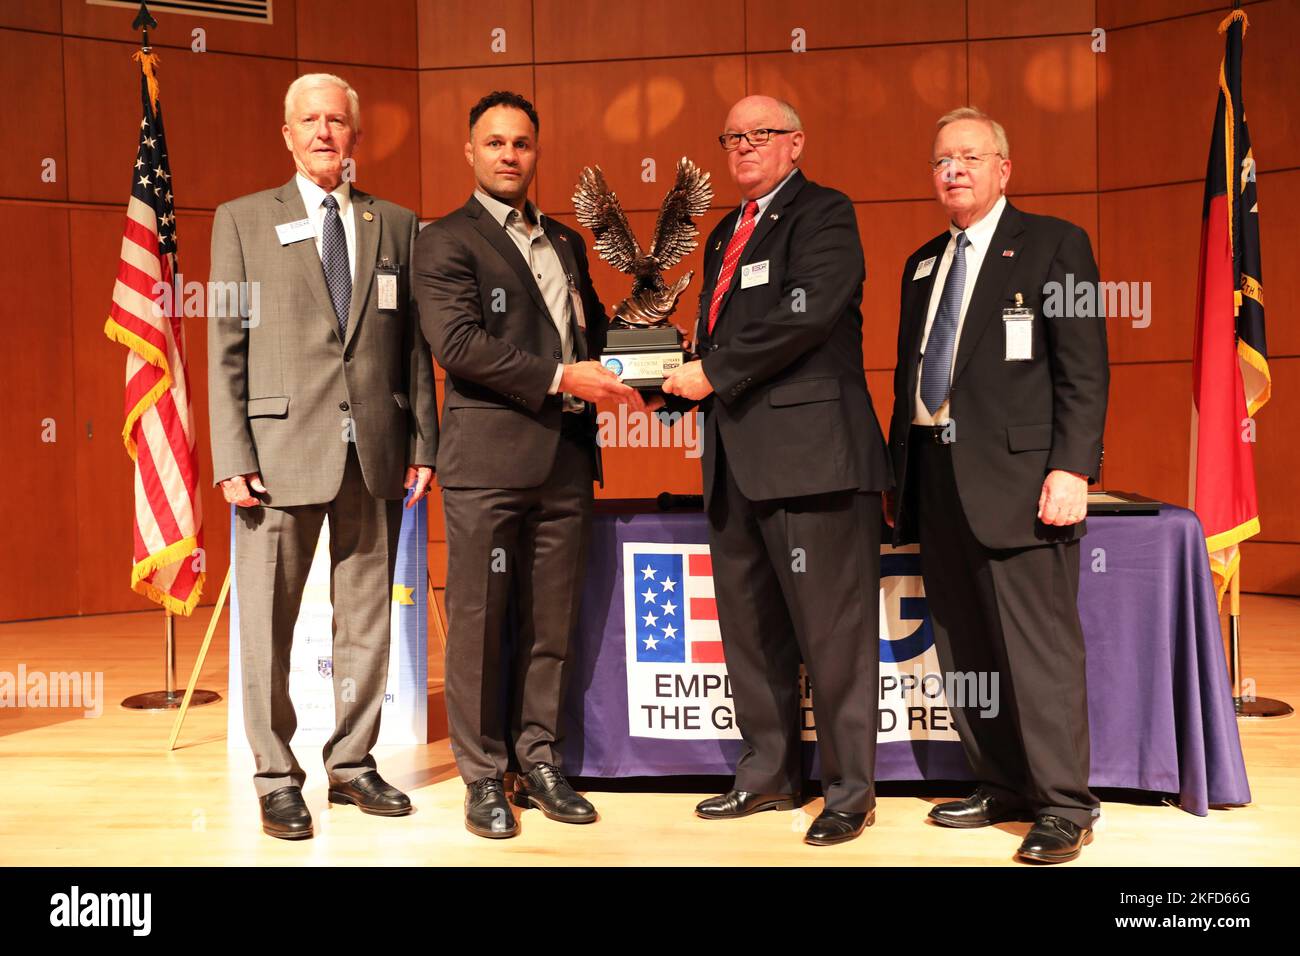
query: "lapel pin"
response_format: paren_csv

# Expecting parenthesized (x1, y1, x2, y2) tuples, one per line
(714, 240, 722, 251)
(363, 210, 374, 221)
(558, 234, 568, 242)
(769, 213, 779, 221)
(1001, 248, 1014, 257)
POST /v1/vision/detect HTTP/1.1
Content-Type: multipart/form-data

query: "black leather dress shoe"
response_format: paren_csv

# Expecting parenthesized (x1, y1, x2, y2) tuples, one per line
(695, 789, 798, 820)
(465, 778, 518, 839)
(804, 807, 876, 846)
(327, 770, 412, 816)
(1016, 814, 1093, 863)
(927, 787, 1032, 829)
(512, 763, 597, 823)
(260, 786, 313, 840)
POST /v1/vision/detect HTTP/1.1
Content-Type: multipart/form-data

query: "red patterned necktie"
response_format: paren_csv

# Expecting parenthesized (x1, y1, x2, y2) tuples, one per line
(707, 200, 760, 334)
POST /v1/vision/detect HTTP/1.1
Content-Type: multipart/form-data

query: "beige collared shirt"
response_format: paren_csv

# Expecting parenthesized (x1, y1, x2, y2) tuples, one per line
(913, 194, 1008, 425)
(474, 189, 582, 409)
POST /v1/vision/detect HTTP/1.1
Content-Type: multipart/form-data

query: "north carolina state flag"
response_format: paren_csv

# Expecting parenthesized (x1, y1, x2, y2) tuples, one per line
(1191, 9, 1270, 605)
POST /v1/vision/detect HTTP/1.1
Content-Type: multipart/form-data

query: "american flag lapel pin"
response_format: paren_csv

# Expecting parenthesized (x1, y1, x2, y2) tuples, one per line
(1001, 248, 1015, 257)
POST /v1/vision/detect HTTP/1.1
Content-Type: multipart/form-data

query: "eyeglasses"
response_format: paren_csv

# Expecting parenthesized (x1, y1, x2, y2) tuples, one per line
(718, 128, 795, 150)
(930, 152, 1002, 173)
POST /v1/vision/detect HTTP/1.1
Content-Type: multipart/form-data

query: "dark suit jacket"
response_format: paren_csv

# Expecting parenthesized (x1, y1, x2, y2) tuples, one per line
(413, 195, 608, 489)
(663, 168, 891, 510)
(888, 200, 1109, 550)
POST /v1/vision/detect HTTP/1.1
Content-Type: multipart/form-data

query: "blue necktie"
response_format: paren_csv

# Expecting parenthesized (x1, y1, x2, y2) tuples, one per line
(321, 194, 351, 340)
(919, 231, 970, 415)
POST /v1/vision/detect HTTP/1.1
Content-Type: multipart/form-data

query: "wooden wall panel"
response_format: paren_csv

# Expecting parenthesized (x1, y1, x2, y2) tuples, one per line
(297, 0, 417, 68)
(1097, 0, 1235, 30)
(63, 38, 295, 208)
(1098, 182, 1201, 364)
(857, 200, 946, 371)
(1252, 357, 1300, 544)
(1256, 168, 1300, 357)
(0, 1, 60, 31)
(1102, 361, 1193, 508)
(1097, 10, 1224, 191)
(418, 64, 534, 219)
(417, 0, 533, 68)
(968, 0, 1095, 38)
(1239, 541, 1300, 596)
(969, 35, 1098, 195)
(533, 55, 746, 214)
(297, 61, 422, 213)
(745, 0, 965, 49)
(0, 204, 78, 621)
(0, 30, 68, 201)
(68, 208, 139, 616)
(535, 0, 743, 62)
(1237, 0, 1300, 180)
(748, 44, 966, 203)
(61, 0, 298, 57)
(1013, 191, 1099, 251)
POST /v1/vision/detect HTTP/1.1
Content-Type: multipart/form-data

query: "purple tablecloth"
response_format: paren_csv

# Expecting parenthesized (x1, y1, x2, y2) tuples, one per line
(558, 503, 1251, 815)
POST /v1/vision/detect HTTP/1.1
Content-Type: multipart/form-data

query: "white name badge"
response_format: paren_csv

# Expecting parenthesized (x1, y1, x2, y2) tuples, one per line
(376, 271, 398, 311)
(1003, 308, 1034, 361)
(913, 256, 937, 280)
(276, 218, 314, 245)
(740, 260, 770, 289)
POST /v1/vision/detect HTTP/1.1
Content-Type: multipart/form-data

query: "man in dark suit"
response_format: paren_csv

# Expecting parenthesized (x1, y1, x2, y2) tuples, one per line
(414, 91, 644, 839)
(887, 107, 1109, 863)
(657, 95, 892, 846)
(209, 73, 438, 839)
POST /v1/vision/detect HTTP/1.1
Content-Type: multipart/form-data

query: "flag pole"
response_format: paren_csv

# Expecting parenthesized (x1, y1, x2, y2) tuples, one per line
(168, 567, 232, 750)
(115, 0, 220, 713)
(1231, 559, 1293, 719)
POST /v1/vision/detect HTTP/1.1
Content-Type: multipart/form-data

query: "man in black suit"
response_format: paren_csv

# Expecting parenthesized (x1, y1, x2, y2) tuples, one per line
(887, 107, 1108, 863)
(657, 95, 892, 846)
(414, 91, 643, 839)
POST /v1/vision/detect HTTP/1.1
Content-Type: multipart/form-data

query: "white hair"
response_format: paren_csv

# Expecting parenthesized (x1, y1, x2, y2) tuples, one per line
(284, 73, 361, 133)
(936, 106, 1009, 158)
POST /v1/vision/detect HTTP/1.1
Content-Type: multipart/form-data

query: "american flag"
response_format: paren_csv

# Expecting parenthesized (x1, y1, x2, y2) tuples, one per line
(629, 546, 723, 663)
(102, 50, 204, 616)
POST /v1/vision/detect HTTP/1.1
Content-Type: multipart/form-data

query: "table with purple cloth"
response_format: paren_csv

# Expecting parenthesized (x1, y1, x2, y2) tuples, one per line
(557, 502, 1251, 815)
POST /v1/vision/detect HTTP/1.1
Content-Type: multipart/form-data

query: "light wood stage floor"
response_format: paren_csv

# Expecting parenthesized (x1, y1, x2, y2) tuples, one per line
(1, 596, 1297, 867)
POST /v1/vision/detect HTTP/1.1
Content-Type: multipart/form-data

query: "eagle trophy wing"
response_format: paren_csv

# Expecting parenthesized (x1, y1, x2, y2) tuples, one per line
(572, 165, 642, 274)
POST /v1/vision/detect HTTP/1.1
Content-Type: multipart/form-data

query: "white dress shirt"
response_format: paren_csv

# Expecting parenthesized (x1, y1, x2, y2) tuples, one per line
(295, 173, 356, 281)
(913, 193, 1008, 425)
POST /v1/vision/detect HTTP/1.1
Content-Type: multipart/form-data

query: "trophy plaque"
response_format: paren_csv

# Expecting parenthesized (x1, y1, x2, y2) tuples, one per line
(572, 157, 713, 391)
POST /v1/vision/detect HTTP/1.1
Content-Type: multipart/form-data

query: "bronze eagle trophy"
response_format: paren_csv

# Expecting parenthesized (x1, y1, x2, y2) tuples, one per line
(572, 156, 713, 328)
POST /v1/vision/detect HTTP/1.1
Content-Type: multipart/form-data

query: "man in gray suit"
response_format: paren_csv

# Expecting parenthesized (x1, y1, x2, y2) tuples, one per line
(208, 73, 437, 839)
(414, 91, 642, 839)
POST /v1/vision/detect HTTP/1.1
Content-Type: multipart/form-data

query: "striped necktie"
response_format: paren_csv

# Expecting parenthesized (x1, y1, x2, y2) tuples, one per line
(919, 231, 970, 415)
(707, 200, 760, 334)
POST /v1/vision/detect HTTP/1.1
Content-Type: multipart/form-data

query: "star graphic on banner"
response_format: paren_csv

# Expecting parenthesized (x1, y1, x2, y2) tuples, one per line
(641, 565, 657, 580)
(662, 623, 678, 640)
(143, 135, 156, 148)
(660, 599, 677, 616)
(641, 587, 657, 604)
(134, 156, 144, 169)
(660, 577, 676, 592)
(391, 584, 414, 605)
(643, 635, 659, 650)
(642, 610, 658, 628)
(138, 174, 150, 188)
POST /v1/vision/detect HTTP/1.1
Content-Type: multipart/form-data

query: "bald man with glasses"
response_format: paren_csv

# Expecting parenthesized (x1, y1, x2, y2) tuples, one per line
(656, 95, 892, 846)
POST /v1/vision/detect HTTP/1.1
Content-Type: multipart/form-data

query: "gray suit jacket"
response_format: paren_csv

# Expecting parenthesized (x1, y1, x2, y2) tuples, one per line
(208, 176, 438, 507)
